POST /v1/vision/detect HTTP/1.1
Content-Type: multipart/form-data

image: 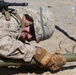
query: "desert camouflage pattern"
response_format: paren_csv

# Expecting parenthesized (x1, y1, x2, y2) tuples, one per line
(16, 7, 55, 43)
(0, 12, 35, 62)
(22, 8, 55, 42)
(0, 7, 55, 61)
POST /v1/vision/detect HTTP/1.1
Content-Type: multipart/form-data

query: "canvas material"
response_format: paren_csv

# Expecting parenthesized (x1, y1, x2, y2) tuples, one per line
(0, 7, 55, 62)
(0, 12, 35, 62)
(21, 8, 55, 42)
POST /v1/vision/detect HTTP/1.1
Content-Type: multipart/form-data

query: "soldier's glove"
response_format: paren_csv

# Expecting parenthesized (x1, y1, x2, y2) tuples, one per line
(34, 47, 66, 71)
(47, 52, 66, 71)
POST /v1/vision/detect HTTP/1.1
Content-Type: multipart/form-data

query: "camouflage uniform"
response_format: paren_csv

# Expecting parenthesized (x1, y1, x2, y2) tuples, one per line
(0, 12, 35, 62)
(0, 7, 55, 62)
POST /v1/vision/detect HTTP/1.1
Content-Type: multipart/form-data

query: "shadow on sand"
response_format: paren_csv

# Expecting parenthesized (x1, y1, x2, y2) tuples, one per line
(0, 65, 76, 75)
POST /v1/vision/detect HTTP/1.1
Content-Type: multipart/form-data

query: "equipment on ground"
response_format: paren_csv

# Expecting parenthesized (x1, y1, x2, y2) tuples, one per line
(0, 53, 76, 67)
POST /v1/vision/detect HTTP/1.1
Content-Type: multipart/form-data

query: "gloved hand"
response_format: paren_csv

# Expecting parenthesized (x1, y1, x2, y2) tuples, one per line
(34, 47, 66, 71)
(47, 52, 66, 71)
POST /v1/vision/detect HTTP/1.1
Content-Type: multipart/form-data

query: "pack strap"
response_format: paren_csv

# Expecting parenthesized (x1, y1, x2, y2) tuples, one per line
(2, 9, 23, 28)
(2, 9, 32, 28)
(12, 12, 23, 39)
(13, 12, 23, 27)
(2, 9, 10, 21)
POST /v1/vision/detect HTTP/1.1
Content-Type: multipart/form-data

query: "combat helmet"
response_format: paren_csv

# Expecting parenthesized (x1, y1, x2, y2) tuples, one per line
(24, 7, 55, 42)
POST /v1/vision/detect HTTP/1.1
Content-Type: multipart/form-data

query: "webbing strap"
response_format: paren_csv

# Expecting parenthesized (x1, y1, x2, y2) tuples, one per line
(40, 7, 45, 39)
(13, 13, 23, 27)
(3, 9, 10, 21)
(12, 12, 23, 39)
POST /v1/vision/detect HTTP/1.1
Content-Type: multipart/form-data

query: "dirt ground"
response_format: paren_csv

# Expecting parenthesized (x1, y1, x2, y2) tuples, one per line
(1, 0, 76, 75)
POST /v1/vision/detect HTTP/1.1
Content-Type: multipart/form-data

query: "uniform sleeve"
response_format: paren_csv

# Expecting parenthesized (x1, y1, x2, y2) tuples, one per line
(0, 35, 35, 62)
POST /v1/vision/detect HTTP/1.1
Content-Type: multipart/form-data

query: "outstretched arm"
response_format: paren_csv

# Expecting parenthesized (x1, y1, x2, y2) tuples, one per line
(34, 47, 66, 71)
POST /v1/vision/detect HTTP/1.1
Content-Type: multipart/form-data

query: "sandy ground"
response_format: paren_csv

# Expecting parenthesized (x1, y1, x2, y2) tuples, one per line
(1, 0, 76, 75)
